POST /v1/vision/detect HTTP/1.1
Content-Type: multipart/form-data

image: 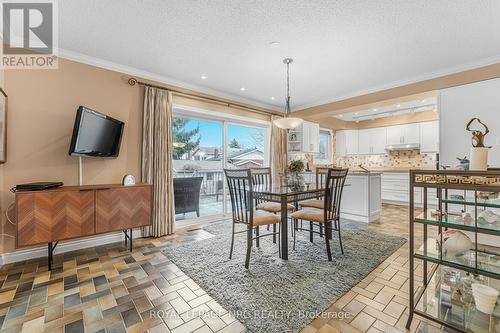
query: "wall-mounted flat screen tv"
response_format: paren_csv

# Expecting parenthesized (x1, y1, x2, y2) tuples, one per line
(68, 106, 124, 158)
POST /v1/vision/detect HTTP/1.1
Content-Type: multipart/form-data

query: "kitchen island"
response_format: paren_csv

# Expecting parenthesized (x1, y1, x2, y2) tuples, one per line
(340, 172, 382, 223)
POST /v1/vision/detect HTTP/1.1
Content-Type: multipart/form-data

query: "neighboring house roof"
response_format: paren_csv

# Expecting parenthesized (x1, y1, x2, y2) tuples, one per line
(232, 160, 263, 167)
(204, 147, 264, 161)
(227, 148, 263, 159)
(177, 147, 264, 167)
(191, 146, 220, 156)
(173, 160, 222, 172)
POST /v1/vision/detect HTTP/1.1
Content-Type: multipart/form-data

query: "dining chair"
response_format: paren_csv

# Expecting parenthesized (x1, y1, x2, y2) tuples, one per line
(300, 167, 330, 209)
(299, 166, 330, 237)
(251, 167, 295, 241)
(225, 168, 281, 268)
(250, 167, 295, 213)
(291, 168, 348, 261)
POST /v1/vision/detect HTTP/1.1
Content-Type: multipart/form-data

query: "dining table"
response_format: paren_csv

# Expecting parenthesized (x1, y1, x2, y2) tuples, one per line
(252, 182, 327, 260)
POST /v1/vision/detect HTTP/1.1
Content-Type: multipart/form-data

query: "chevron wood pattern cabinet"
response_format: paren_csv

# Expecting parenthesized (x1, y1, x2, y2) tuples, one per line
(16, 190, 95, 247)
(95, 186, 152, 233)
(15, 184, 152, 248)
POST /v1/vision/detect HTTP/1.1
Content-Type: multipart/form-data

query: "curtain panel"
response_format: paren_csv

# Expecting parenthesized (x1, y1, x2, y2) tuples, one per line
(270, 115, 287, 185)
(142, 86, 175, 237)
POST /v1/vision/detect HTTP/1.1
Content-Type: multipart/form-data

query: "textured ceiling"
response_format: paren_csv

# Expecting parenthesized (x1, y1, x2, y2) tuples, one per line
(59, 0, 500, 110)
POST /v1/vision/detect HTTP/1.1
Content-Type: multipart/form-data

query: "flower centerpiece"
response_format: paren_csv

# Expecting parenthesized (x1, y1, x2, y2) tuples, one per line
(288, 159, 305, 185)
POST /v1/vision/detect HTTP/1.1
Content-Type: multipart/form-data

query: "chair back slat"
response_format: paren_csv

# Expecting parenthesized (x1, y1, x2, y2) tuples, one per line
(250, 167, 272, 186)
(250, 167, 272, 206)
(316, 167, 330, 188)
(324, 168, 349, 220)
(224, 169, 253, 225)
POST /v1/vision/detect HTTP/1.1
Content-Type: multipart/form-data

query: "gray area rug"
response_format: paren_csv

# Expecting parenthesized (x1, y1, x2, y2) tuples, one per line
(165, 220, 406, 333)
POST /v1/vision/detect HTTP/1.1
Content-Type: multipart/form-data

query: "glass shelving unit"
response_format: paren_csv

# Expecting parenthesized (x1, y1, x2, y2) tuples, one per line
(407, 170, 500, 333)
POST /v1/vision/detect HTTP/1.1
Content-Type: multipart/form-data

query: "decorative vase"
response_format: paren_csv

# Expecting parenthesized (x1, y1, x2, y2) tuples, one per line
(470, 147, 488, 171)
(289, 172, 304, 186)
(472, 283, 499, 314)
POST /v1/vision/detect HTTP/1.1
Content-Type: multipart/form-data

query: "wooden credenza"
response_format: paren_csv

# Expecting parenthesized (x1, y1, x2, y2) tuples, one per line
(15, 184, 152, 248)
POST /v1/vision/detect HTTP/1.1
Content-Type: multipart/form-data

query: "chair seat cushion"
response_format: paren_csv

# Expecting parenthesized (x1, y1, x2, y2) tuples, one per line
(291, 208, 334, 223)
(299, 199, 325, 209)
(253, 210, 281, 226)
(256, 202, 295, 212)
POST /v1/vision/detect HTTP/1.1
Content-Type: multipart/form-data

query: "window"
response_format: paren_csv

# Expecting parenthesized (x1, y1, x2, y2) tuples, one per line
(226, 123, 266, 169)
(171, 107, 270, 223)
(317, 129, 332, 163)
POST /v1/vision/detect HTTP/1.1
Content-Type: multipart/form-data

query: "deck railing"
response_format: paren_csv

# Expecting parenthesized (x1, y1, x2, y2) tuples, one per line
(173, 169, 225, 198)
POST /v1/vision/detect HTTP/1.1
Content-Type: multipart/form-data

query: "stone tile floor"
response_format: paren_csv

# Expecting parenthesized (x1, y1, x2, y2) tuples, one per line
(302, 204, 440, 333)
(0, 204, 440, 333)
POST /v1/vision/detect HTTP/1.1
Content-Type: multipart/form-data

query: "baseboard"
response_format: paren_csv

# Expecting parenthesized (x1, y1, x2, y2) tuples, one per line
(340, 210, 381, 223)
(340, 212, 369, 223)
(382, 199, 438, 208)
(0, 229, 142, 266)
(382, 199, 408, 206)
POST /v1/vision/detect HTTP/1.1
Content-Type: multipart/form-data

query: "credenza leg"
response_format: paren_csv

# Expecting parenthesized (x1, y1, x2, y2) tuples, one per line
(47, 241, 58, 271)
(129, 228, 133, 252)
(123, 229, 133, 252)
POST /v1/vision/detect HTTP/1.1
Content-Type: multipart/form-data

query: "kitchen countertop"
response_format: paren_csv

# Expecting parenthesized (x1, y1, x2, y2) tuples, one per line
(348, 167, 436, 173)
(300, 170, 382, 175)
(348, 171, 382, 175)
(301, 167, 436, 174)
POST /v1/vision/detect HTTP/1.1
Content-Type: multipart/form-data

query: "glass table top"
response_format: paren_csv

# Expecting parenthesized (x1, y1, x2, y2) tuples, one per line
(252, 183, 325, 195)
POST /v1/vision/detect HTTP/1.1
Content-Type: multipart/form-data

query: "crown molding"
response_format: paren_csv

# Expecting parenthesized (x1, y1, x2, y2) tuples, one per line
(57, 48, 280, 112)
(56, 48, 500, 116)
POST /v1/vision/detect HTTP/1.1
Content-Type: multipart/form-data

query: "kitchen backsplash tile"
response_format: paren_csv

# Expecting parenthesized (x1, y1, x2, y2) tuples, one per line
(333, 150, 437, 169)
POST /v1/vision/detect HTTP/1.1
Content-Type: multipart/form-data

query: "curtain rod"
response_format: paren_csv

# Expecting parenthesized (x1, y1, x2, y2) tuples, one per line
(127, 77, 279, 117)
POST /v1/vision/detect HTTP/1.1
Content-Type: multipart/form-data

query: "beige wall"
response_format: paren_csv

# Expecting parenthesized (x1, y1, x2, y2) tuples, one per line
(325, 110, 438, 130)
(0, 58, 270, 254)
(355, 110, 438, 129)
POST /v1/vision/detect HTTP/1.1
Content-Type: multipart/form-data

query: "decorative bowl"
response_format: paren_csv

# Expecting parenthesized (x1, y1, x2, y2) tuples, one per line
(437, 230, 472, 254)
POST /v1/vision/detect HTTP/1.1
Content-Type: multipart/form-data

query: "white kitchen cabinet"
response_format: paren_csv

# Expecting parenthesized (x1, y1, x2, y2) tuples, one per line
(341, 173, 381, 223)
(335, 130, 358, 156)
(420, 121, 439, 153)
(358, 128, 386, 154)
(403, 123, 420, 144)
(288, 121, 320, 153)
(386, 125, 403, 145)
(386, 123, 420, 145)
(335, 130, 346, 156)
(371, 127, 387, 154)
(358, 129, 371, 155)
(344, 130, 358, 155)
(336, 120, 437, 157)
(381, 172, 437, 207)
(304, 122, 320, 153)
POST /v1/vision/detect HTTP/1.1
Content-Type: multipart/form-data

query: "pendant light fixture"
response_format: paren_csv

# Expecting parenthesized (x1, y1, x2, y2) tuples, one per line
(273, 58, 303, 129)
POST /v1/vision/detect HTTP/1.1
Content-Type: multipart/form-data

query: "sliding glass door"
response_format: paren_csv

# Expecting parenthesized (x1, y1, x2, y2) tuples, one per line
(225, 123, 268, 211)
(226, 123, 267, 169)
(172, 116, 224, 221)
(172, 109, 270, 223)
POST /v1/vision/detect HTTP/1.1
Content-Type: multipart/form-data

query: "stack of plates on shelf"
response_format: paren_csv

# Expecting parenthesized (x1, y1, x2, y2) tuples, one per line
(471, 283, 499, 314)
